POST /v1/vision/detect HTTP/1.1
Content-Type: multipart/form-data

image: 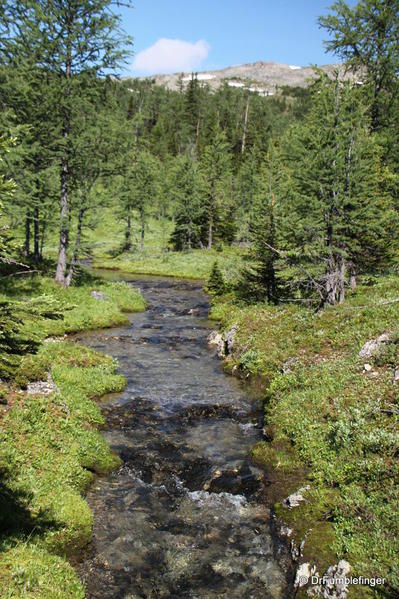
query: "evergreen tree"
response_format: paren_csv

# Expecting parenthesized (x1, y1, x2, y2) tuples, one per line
(240, 141, 285, 303)
(319, 0, 399, 132)
(2, 0, 133, 285)
(118, 150, 159, 252)
(200, 125, 233, 248)
(206, 261, 226, 295)
(169, 155, 204, 251)
(280, 75, 397, 305)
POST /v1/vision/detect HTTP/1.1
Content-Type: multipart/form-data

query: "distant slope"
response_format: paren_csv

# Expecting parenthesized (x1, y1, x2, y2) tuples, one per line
(132, 61, 356, 95)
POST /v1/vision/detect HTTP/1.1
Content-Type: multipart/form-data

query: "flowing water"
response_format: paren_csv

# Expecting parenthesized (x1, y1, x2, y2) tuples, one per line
(76, 275, 293, 598)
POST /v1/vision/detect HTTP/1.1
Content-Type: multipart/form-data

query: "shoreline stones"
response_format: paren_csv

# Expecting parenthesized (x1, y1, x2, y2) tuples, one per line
(207, 324, 237, 358)
(283, 485, 310, 509)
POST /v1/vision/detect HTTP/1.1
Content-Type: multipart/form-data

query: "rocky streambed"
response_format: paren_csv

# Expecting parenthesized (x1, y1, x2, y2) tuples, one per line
(75, 275, 294, 598)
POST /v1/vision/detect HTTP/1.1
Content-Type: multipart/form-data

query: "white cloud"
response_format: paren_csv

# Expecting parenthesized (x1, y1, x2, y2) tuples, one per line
(132, 38, 210, 75)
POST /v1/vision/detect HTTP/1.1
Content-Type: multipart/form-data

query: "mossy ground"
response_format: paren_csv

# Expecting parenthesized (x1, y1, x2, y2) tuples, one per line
(211, 274, 399, 597)
(0, 276, 145, 598)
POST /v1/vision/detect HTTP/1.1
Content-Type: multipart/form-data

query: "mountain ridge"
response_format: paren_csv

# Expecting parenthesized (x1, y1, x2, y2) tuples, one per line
(132, 61, 355, 95)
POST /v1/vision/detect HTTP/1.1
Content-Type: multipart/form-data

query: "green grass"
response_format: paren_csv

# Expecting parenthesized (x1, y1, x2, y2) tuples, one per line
(0, 276, 145, 597)
(44, 207, 246, 281)
(94, 246, 245, 280)
(211, 274, 399, 597)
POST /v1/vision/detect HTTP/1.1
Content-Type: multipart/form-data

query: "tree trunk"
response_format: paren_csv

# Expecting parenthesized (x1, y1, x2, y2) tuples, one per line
(325, 256, 339, 306)
(65, 207, 85, 287)
(208, 217, 213, 250)
(140, 209, 145, 251)
(33, 205, 40, 263)
(40, 217, 46, 260)
(55, 35, 72, 285)
(241, 95, 250, 154)
(348, 262, 357, 290)
(195, 117, 200, 156)
(338, 258, 346, 304)
(55, 156, 69, 284)
(24, 210, 31, 257)
(124, 213, 132, 251)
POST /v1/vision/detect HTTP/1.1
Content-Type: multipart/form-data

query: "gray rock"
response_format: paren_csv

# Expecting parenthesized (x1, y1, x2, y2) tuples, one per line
(224, 324, 237, 356)
(207, 324, 237, 358)
(309, 560, 351, 598)
(394, 368, 399, 383)
(283, 485, 310, 509)
(295, 562, 318, 588)
(44, 335, 67, 343)
(207, 330, 225, 357)
(90, 290, 108, 301)
(358, 333, 390, 359)
(27, 374, 59, 396)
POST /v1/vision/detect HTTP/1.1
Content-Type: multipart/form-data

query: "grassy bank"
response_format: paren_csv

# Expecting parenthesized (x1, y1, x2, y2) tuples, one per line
(41, 209, 246, 281)
(0, 276, 145, 598)
(211, 274, 399, 597)
(93, 246, 245, 280)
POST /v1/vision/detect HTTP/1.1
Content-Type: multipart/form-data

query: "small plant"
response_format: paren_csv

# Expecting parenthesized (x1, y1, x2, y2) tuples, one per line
(206, 261, 226, 296)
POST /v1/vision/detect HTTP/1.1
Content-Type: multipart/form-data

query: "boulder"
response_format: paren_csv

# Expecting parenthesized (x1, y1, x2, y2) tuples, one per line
(224, 324, 237, 356)
(283, 485, 310, 509)
(207, 325, 237, 358)
(207, 330, 225, 358)
(358, 333, 390, 359)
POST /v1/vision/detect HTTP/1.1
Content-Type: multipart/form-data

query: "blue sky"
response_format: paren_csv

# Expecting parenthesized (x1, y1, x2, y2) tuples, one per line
(118, 0, 357, 76)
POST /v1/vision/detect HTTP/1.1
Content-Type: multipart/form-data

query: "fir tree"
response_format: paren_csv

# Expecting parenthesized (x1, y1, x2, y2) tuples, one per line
(206, 261, 226, 296)
(169, 155, 204, 251)
(280, 75, 397, 305)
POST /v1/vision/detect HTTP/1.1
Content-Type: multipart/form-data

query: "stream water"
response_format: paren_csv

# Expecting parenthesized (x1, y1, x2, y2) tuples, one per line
(76, 274, 293, 598)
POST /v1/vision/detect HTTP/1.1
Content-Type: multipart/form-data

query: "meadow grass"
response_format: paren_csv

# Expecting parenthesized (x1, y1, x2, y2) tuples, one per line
(211, 274, 399, 597)
(0, 276, 145, 597)
(94, 246, 245, 281)
(43, 207, 246, 281)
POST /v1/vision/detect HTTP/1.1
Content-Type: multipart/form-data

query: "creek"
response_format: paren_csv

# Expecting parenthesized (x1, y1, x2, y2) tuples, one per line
(76, 274, 293, 598)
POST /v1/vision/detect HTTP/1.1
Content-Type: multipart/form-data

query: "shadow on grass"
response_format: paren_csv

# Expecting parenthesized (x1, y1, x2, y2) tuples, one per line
(0, 481, 59, 548)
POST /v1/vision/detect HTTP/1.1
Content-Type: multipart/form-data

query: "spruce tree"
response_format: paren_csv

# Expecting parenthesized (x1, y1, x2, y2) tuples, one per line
(169, 155, 204, 251)
(2, 0, 133, 285)
(319, 0, 399, 132)
(200, 125, 233, 248)
(240, 141, 285, 303)
(280, 75, 397, 305)
(206, 261, 226, 296)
